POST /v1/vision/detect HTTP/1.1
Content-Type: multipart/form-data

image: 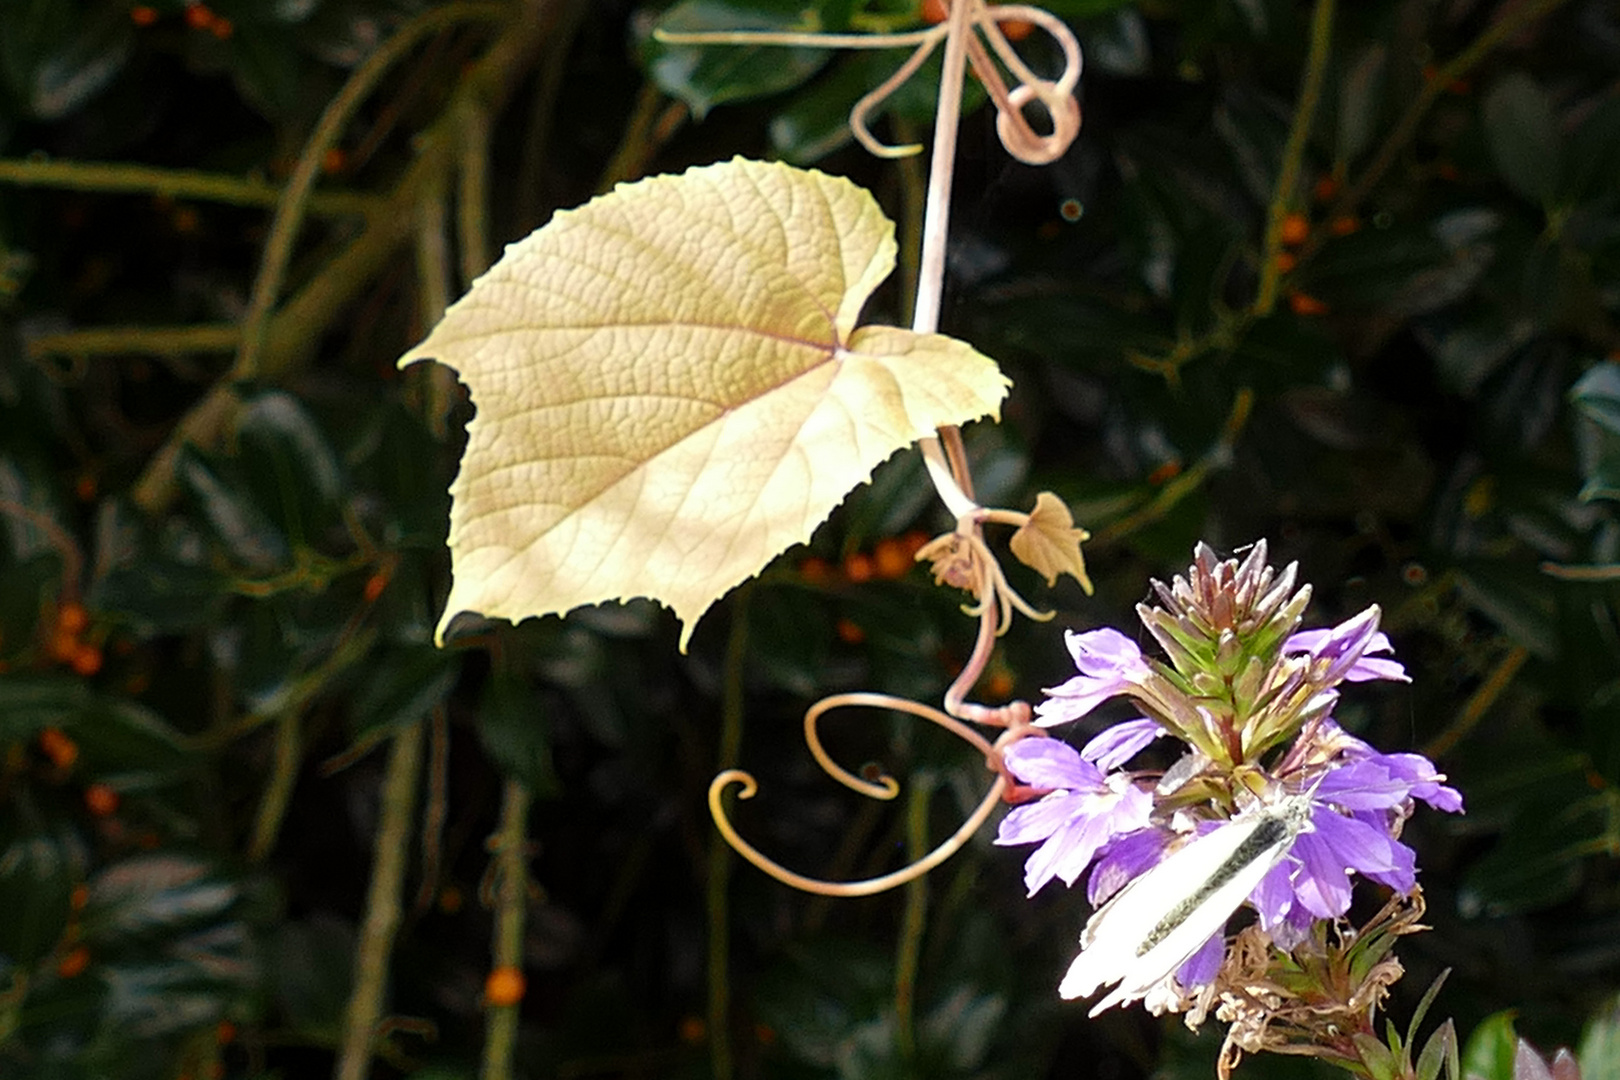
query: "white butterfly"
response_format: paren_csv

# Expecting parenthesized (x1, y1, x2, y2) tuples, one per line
(1060, 793, 1316, 1015)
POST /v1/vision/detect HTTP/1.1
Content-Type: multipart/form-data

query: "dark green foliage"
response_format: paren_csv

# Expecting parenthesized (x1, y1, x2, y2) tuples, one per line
(2, 1, 1620, 1078)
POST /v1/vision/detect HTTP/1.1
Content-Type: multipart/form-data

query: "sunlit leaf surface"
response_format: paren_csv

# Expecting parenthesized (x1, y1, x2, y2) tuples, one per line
(401, 157, 1009, 648)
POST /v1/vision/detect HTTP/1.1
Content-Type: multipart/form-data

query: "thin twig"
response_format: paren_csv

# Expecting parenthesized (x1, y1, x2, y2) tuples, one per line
(894, 774, 934, 1066)
(1327, 0, 1570, 226)
(1422, 645, 1529, 759)
(1255, 0, 1336, 315)
(131, 0, 556, 512)
(0, 157, 378, 215)
(456, 101, 494, 288)
(236, 1, 509, 378)
(480, 778, 532, 1080)
(247, 712, 303, 863)
(707, 592, 750, 1080)
(334, 721, 425, 1080)
(25, 324, 241, 362)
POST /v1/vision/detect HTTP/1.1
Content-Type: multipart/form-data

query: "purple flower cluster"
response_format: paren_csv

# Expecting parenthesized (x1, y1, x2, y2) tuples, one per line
(997, 600, 1462, 1009)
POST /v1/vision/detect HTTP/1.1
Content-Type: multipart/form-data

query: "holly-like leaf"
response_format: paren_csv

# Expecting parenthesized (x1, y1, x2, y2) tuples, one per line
(1008, 491, 1094, 592)
(399, 157, 1009, 650)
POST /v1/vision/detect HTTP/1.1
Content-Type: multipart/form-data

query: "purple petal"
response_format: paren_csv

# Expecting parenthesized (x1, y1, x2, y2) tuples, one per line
(1081, 718, 1165, 771)
(995, 791, 1083, 847)
(1066, 627, 1146, 676)
(1086, 827, 1170, 905)
(1250, 860, 1297, 929)
(1290, 830, 1355, 918)
(1175, 931, 1225, 989)
(1036, 628, 1150, 727)
(1313, 760, 1416, 811)
(1034, 677, 1123, 727)
(1312, 809, 1401, 877)
(1342, 656, 1411, 683)
(1379, 753, 1464, 812)
(1002, 738, 1102, 790)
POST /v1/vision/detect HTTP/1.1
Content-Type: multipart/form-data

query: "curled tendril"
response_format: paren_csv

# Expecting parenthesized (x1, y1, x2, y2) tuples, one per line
(654, 1, 1083, 165)
(709, 692, 1042, 896)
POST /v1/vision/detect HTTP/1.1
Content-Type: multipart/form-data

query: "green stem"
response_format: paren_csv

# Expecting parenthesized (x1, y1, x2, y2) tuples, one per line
(457, 101, 494, 287)
(707, 592, 750, 1080)
(25, 324, 240, 361)
(894, 773, 933, 1067)
(480, 778, 532, 1080)
(235, 0, 510, 378)
(0, 157, 379, 215)
(247, 711, 303, 863)
(1255, 0, 1336, 316)
(334, 721, 425, 1080)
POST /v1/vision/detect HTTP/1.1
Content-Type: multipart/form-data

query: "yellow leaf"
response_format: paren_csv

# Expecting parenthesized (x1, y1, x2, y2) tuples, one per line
(400, 158, 1009, 649)
(1008, 491, 1093, 593)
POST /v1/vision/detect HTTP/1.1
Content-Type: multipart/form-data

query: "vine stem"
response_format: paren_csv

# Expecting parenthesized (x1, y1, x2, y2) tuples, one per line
(1255, 0, 1336, 316)
(480, 778, 532, 1080)
(334, 721, 425, 1080)
(913, 0, 979, 517)
(707, 593, 750, 1080)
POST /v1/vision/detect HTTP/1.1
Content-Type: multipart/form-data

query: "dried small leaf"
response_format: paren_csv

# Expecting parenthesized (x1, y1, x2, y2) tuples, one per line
(1008, 491, 1093, 593)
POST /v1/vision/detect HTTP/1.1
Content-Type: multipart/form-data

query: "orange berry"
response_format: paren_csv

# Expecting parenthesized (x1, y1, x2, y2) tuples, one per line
(755, 1023, 777, 1045)
(50, 624, 81, 662)
(678, 1015, 707, 1044)
(1311, 176, 1338, 203)
(71, 644, 103, 677)
(484, 965, 527, 1007)
(1328, 215, 1360, 237)
(74, 473, 97, 501)
(216, 1020, 237, 1045)
(71, 884, 90, 910)
(798, 556, 832, 585)
(85, 783, 120, 817)
(1279, 213, 1309, 246)
(986, 670, 1014, 699)
(842, 552, 875, 583)
(39, 727, 79, 769)
(921, 0, 949, 23)
(322, 147, 347, 175)
(208, 15, 232, 39)
(130, 5, 159, 26)
(362, 571, 389, 603)
(835, 618, 865, 645)
(438, 885, 464, 914)
(184, 3, 213, 29)
(1289, 292, 1330, 316)
(901, 531, 930, 558)
(997, 17, 1034, 41)
(1146, 459, 1183, 486)
(872, 538, 911, 580)
(57, 946, 91, 979)
(1273, 250, 1297, 273)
